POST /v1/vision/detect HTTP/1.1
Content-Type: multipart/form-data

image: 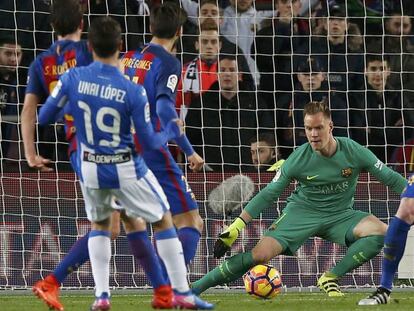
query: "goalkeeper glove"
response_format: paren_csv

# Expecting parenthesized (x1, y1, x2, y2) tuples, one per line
(213, 217, 246, 258)
(267, 159, 285, 172)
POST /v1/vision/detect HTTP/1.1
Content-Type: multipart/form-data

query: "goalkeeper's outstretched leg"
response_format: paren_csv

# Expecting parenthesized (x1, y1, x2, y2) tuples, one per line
(191, 235, 283, 294)
(317, 215, 386, 297)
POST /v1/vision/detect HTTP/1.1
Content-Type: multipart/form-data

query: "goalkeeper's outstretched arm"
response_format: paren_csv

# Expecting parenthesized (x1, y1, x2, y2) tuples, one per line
(213, 165, 290, 258)
(243, 168, 291, 219)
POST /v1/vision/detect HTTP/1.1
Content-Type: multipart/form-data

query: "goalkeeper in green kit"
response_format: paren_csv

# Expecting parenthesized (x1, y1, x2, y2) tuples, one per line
(192, 101, 407, 297)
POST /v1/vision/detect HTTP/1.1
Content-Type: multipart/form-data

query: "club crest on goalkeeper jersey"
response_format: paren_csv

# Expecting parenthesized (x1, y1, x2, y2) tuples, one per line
(38, 61, 156, 189)
(26, 39, 93, 155)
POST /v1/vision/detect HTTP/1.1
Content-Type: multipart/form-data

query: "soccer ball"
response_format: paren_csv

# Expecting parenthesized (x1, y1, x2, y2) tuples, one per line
(243, 264, 282, 299)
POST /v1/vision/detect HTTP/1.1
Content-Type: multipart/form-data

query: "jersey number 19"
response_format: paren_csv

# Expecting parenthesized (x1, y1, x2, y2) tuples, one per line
(78, 100, 121, 147)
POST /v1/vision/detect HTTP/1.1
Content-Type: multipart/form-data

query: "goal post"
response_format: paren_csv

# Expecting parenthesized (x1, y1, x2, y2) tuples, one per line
(0, 171, 402, 289)
(0, 0, 413, 291)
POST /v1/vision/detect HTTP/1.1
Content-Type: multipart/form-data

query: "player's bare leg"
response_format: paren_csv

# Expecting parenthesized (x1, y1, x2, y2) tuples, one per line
(319, 215, 386, 297)
(251, 236, 284, 264)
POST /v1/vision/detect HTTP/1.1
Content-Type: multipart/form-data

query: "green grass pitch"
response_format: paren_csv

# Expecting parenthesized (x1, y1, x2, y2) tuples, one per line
(1, 292, 413, 311)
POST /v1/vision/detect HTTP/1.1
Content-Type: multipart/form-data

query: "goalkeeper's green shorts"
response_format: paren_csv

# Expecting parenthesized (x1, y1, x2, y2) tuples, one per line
(263, 206, 370, 256)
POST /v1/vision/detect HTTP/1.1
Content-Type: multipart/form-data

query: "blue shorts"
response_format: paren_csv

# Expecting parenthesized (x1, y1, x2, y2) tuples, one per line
(402, 174, 414, 198)
(143, 145, 198, 215)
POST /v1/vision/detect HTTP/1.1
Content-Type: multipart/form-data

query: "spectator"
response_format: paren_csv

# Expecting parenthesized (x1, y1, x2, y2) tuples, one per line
(185, 54, 271, 172)
(249, 132, 280, 171)
(0, 0, 52, 67)
(125, 0, 151, 49)
(382, 11, 414, 139)
(21, 0, 92, 172)
(345, 0, 414, 36)
(310, 1, 328, 36)
(180, 0, 276, 85)
(179, 0, 222, 64)
(352, 53, 403, 164)
(253, 0, 307, 106)
(0, 33, 23, 161)
(296, 3, 364, 102)
(277, 57, 349, 156)
(220, 0, 274, 72)
(179, 0, 254, 88)
(86, 0, 150, 50)
(176, 19, 221, 120)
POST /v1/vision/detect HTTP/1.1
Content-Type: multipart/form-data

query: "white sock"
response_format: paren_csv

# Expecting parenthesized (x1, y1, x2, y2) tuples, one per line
(88, 234, 111, 297)
(156, 237, 190, 293)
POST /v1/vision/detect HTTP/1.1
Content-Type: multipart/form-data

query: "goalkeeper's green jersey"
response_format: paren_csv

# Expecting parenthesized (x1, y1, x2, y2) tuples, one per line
(245, 137, 407, 218)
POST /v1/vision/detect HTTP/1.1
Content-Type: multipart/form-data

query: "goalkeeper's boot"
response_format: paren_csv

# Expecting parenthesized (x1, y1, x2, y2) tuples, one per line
(317, 272, 344, 297)
(32, 274, 64, 311)
(152, 284, 174, 309)
(90, 292, 111, 311)
(173, 291, 215, 310)
(358, 287, 390, 305)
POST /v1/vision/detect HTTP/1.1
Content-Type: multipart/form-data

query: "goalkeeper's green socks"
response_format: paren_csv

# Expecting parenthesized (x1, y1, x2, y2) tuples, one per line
(191, 252, 255, 294)
(331, 235, 384, 277)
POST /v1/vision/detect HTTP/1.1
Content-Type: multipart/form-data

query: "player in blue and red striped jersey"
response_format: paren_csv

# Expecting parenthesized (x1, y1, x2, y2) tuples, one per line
(22, 2, 93, 310)
(22, 1, 92, 171)
(38, 16, 214, 310)
(23, 1, 181, 310)
(121, 2, 205, 274)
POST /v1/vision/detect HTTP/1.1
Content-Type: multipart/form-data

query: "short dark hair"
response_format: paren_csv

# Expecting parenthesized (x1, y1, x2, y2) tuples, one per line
(303, 100, 331, 119)
(219, 53, 237, 61)
(0, 33, 20, 48)
(150, 2, 187, 39)
(249, 132, 276, 146)
(200, 0, 219, 7)
(297, 57, 323, 73)
(218, 54, 240, 68)
(199, 0, 222, 18)
(88, 17, 122, 58)
(365, 53, 389, 67)
(50, 0, 83, 37)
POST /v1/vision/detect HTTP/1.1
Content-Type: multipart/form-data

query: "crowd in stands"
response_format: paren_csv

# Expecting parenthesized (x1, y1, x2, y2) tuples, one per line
(1, 0, 414, 173)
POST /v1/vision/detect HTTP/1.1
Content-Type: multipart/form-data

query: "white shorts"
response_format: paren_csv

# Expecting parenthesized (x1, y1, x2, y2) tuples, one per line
(80, 170, 170, 223)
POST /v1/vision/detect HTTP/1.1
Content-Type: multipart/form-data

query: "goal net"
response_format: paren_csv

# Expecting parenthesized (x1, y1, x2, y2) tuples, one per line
(0, 0, 413, 291)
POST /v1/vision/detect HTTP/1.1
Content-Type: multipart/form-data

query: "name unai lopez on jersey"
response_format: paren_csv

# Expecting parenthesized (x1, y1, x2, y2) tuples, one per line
(78, 81, 126, 103)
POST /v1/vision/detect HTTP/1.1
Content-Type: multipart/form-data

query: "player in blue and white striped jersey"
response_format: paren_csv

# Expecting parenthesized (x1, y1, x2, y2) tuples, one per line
(26, 2, 189, 311)
(38, 17, 214, 311)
